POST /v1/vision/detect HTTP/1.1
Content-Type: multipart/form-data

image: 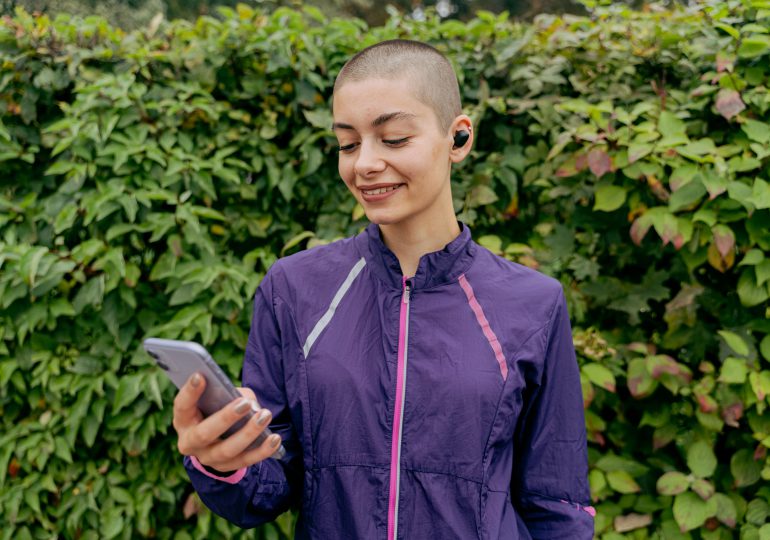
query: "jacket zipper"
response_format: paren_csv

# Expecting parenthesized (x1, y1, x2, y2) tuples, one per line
(388, 277, 411, 540)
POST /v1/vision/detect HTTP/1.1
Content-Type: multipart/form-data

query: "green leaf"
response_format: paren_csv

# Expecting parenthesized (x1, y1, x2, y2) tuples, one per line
(756, 259, 770, 286)
(679, 138, 716, 157)
(738, 33, 770, 58)
(687, 440, 717, 478)
(673, 491, 717, 532)
(100, 507, 124, 540)
(760, 335, 770, 362)
(19, 246, 48, 288)
(669, 179, 706, 212)
(749, 371, 770, 401)
(657, 471, 690, 495)
(582, 363, 616, 392)
(738, 270, 770, 307)
(713, 493, 738, 528)
(739, 249, 765, 266)
(731, 448, 762, 487)
(719, 357, 749, 384)
(747, 498, 770, 525)
(628, 142, 653, 163)
(742, 119, 770, 144)
(281, 231, 316, 257)
(593, 185, 627, 212)
(718, 330, 750, 356)
(72, 275, 105, 314)
(659, 111, 687, 137)
(691, 478, 715, 500)
(753, 178, 770, 210)
(606, 470, 641, 494)
(467, 185, 498, 207)
(627, 357, 657, 398)
(303, 108, 332, 129)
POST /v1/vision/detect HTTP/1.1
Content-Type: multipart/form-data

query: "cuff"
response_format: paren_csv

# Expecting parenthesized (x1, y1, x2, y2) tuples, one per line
(189, 456, 247, 484)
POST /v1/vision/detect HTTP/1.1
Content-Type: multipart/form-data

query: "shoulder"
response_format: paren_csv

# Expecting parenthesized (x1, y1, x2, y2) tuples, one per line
(264, 234, 363, 305)
(464, 244, 564, 328)
(468, 244, 563, 297)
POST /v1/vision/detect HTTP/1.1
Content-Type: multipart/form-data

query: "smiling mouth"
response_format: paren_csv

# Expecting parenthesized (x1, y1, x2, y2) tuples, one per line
(361, 185, 404, 196)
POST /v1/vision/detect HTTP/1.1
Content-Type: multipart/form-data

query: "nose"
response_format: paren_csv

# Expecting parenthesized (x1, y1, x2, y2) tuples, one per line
(353, 140, 386, 178)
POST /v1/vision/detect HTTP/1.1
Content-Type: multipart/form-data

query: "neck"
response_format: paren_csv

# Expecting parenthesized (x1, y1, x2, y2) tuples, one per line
(379, 213, 461, 278)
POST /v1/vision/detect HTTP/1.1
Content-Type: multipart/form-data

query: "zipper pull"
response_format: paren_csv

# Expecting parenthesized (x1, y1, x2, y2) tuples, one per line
(403, 281, 411, 304)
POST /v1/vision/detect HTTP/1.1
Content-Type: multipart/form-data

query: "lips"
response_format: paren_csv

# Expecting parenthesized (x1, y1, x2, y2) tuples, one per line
(359, 183, 405, 202)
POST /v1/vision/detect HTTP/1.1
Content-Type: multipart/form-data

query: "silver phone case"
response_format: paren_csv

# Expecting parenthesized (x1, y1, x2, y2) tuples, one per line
(143, 337, 286, 459)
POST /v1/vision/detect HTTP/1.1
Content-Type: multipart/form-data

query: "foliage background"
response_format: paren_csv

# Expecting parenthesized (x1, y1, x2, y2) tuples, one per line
(1, 1, 770, 538)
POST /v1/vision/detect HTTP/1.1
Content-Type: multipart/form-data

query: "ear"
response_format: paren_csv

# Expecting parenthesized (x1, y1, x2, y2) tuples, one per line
(448, 114, 474, 164)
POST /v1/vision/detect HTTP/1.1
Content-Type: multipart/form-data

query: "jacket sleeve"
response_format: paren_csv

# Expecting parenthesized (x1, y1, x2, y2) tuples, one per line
(184, 267, 302, 528)
(511, 289, 595, 539)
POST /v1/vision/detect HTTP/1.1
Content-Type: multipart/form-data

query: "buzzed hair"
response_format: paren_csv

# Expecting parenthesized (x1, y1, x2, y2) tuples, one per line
(333, 39, 462, 133)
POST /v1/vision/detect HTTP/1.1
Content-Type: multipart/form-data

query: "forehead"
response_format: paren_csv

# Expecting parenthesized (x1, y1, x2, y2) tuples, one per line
(332, 76, 432, 125)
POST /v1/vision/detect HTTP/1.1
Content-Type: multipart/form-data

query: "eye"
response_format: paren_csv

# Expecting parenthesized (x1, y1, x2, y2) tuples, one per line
(338, 143, 359, 153)
(384, 137, 409, 147)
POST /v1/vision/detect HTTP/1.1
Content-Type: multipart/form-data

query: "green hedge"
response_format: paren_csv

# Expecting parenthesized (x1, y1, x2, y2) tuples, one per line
(1, 2, 769, 538)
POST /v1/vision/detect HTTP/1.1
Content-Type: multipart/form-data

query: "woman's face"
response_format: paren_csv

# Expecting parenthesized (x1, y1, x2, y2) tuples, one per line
(332, 77, 458, 229)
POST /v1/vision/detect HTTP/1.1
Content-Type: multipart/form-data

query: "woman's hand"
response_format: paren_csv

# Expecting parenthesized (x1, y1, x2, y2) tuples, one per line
(172, 373, 283, 473)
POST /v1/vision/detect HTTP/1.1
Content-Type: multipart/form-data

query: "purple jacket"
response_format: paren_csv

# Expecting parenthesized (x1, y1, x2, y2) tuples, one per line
(185, 223, 594, 539)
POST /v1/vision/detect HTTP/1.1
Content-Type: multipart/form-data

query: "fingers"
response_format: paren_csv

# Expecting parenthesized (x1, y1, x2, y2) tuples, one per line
(177, 395, 255, 456)
(172, 373, 206, 432)
(236, 386, 257, 402)
(191, 406, 284, 471)
(203, 407, 274, 463)
(173, 378, 282, 471)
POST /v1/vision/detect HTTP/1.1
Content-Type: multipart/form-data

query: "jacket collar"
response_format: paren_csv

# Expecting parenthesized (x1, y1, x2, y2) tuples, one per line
(355, 221, 476, 290)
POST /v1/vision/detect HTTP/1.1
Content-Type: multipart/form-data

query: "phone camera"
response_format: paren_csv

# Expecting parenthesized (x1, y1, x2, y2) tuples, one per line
(147, 350, 169, 370)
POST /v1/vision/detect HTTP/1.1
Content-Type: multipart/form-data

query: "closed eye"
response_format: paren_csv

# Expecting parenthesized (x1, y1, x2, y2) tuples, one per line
(384, 137, 409, 146)
(338, 143, 358, 153)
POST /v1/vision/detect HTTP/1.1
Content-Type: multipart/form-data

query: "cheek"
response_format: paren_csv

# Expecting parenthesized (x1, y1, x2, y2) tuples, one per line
(338, 158, 357, 190)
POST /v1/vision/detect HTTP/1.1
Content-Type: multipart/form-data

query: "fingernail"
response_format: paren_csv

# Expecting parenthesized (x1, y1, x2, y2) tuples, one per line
(270, 434, 281, 447)
(190, 373, 201, 387)
(234, 399, 250, 414)
(256, 409, 271, 425)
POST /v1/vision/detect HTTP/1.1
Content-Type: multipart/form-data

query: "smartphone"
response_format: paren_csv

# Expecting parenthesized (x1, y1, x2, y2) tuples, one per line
(143, 337, 286, 459)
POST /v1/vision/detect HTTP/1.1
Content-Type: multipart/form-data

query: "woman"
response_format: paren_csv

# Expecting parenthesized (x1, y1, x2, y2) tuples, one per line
(172, 39, 594, 539)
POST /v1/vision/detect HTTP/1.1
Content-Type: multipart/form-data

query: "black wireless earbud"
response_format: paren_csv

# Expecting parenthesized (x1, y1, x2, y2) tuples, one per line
(453, 130, 470, 148)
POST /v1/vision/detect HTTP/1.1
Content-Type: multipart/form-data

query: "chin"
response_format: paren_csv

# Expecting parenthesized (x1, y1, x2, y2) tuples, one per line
(363, 210, 405, 226)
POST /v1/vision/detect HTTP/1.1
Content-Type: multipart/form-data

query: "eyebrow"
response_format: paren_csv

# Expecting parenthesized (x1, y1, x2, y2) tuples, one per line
(331, 111, 417, 131)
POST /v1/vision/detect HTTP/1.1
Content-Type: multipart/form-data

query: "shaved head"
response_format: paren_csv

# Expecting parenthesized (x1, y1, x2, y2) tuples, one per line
(333, 40, 462, 133)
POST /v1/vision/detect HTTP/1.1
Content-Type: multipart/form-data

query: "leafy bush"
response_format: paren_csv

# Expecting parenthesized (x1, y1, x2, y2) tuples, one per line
(1, 2, 769, 538)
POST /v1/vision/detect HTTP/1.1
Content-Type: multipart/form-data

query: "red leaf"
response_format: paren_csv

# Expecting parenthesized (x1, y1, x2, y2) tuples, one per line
(715, 89, 745, 120)
(183, 493, 204, 519)
(588, 148, 612, 177)
(696, 393, 718, 413)
(8, 458, 20, 478)
(755, 444, 767, 461)
(630, 217, 651, 246)
(716, 52, 734, 73)
(712, 225, 735, 258)
(722, 401, 743, 428)
(575, 152, 588, 172)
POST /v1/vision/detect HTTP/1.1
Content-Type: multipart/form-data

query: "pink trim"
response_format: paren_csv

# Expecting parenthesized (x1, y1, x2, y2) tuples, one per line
(458, 274, 508, 380)
(561, 499, 597, 517)
(190, 456, 247, 484)
(387, 276, 409, 540)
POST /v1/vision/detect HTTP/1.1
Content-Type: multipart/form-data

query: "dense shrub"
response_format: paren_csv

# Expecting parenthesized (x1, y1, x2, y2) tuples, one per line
(1, 2, 769, 538)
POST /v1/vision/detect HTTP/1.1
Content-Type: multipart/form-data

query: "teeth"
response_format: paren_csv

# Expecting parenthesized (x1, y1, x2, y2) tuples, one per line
(363, 185, 401, 195)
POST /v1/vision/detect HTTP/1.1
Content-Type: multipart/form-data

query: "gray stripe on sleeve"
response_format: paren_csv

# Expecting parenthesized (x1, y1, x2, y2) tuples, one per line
(302, 257, 367, 358)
